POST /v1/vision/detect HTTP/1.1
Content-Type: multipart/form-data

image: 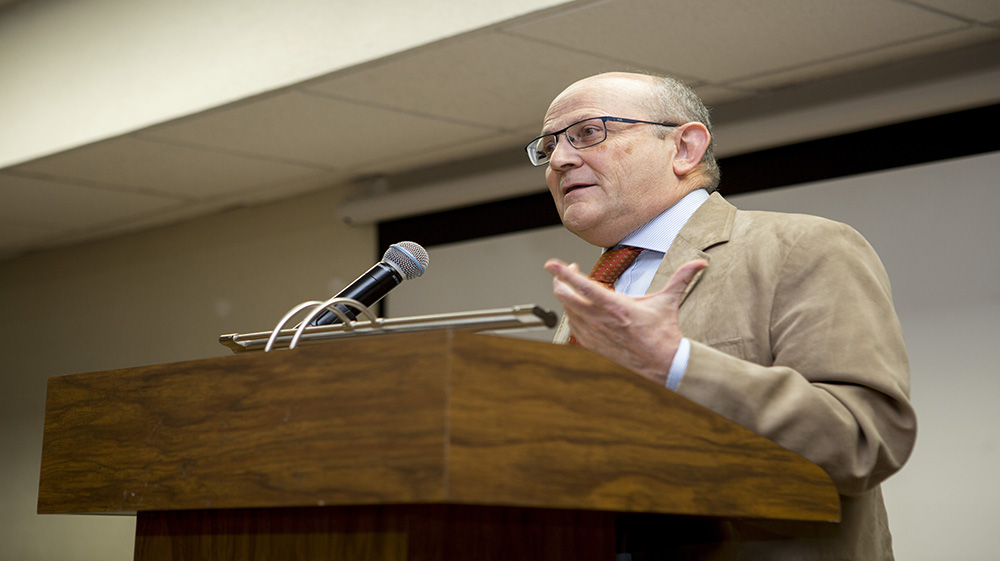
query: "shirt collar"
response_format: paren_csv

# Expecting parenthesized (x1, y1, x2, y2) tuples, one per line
(616, 189, 710, 253)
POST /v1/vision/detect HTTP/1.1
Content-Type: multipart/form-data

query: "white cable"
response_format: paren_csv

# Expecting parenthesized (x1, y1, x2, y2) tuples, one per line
(264, 300, 323, 352)
(289, 297, 378, 350)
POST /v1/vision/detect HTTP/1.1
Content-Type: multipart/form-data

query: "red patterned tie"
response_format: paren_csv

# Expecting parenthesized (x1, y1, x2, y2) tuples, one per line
(567, 245, 644, 346)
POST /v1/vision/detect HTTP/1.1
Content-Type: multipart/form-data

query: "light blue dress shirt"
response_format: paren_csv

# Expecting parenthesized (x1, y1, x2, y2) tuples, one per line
(607, 188, 710, 390)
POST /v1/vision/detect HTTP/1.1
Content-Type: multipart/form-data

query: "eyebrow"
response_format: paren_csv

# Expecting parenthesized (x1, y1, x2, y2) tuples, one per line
(539, 116, 588, 137)
(539, 116, 563, 136)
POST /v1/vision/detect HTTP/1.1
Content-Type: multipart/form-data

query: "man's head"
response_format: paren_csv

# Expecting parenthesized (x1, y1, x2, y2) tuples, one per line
(532, 72, 717, 247)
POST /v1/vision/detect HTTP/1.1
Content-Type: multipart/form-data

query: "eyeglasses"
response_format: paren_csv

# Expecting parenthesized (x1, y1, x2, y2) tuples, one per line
(525, 116, 680, 166)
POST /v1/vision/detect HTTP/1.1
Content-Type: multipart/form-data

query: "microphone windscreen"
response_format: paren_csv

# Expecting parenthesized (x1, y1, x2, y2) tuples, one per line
(384, 241, 429, 280)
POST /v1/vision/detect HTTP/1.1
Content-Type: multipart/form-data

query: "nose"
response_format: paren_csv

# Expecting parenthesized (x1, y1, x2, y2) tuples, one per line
(547, 135, 582, 170)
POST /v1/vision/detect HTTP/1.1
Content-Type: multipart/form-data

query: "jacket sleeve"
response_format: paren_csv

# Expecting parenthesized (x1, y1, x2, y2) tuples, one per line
(676, 220, 916, 496)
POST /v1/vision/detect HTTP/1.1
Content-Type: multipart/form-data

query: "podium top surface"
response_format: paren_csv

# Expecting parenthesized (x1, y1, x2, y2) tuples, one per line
(38, 330, 838, 522)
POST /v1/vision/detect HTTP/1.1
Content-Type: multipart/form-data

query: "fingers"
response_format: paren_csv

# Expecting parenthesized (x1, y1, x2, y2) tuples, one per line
(662, 259, 708, 300)
(546, 261, 594, 313)
(544, 258, 576, 280)
(545, 258, 615, 305)
(547, 258, 708, 301)
(543, 256, 707, 384)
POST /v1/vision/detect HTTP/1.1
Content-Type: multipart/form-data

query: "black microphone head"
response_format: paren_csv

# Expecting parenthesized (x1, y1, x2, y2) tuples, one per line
(383, 241, 429, 280)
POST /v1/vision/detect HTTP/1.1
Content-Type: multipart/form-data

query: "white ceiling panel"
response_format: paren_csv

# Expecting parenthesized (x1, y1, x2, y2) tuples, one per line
(691, 84, 759, 107)
(351, 128, 540, 178)
(0, 221, 54, 258)
(3, 0, 1000, 260)
(11, 136, 325, 200)
(730, 26, 1000, 91)
(32, 168, 352, 252)
(715, 66, 1000, 156)
(504, 0, 971, 84)
(0, 173, 181, 229)
(304, 32, 633, 130)
(901, 0, 1000, 23)
(139, 91, 497, 170)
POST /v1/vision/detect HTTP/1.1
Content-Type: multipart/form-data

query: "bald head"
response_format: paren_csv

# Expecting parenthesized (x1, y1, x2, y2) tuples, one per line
(549, 73, 658, 109)
(547, 72, 719, 192)
(538, 72, 717, 247)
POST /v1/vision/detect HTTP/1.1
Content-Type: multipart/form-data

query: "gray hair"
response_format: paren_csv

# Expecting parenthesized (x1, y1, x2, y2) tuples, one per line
(642, 75, 720, 192)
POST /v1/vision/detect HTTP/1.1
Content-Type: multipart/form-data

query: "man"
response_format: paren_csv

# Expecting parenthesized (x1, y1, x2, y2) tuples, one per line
(530, 72, 916, 559)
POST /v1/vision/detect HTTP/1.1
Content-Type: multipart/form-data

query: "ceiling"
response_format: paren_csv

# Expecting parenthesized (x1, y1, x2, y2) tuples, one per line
(2, 0, 999, 260)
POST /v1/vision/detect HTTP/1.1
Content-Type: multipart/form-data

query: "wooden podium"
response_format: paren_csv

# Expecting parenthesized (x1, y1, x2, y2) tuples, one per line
(38, 331, 838, 560)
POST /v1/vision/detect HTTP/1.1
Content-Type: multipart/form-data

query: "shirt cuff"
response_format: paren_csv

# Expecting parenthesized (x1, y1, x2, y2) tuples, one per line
(665, 337, 690, 391)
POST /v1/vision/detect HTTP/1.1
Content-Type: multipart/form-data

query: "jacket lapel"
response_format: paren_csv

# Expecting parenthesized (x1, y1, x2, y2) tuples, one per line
(646, 192, 736, 307)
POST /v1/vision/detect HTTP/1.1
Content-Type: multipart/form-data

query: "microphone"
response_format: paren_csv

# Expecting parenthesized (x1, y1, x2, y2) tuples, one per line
(309, 241, 429, 326)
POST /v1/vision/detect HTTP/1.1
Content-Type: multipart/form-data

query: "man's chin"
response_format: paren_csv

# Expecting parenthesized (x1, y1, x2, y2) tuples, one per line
(562, 212, 616, 247)
(560, 208, 594, 235)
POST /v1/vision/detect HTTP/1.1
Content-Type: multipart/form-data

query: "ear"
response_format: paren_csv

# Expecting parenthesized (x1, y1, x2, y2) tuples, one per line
(671, 122, 711, 176)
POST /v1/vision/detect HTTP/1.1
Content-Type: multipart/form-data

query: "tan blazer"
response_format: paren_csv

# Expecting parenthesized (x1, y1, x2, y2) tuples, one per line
(555, 193, 916, 560)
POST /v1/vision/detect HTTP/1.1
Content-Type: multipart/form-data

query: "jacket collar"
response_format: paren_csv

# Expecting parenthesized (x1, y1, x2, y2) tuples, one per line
(647, 191, 736, 304)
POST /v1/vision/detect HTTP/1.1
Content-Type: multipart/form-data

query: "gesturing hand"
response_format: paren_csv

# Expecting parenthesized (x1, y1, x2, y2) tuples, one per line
(544, 258, 708, 386)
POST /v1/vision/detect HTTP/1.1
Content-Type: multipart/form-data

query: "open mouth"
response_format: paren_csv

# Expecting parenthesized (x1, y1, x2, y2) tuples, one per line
(563, 183, 594, 195)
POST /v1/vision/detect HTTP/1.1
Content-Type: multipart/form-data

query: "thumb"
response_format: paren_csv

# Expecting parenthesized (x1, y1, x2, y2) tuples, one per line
(658, 259, 708, 305)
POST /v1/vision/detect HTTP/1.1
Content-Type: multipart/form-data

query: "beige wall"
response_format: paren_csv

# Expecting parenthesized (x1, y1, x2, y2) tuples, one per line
(0, 181, 374, 559)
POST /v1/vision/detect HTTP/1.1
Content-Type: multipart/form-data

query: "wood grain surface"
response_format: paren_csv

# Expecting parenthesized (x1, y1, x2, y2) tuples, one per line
(39, 330, 838, 523)
(39, 333, 452, 513)
(446, 333, 839, 522)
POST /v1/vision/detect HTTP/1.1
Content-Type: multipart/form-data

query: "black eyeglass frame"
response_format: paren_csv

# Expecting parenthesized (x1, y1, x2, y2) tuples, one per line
(525, 116, 680, 166)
